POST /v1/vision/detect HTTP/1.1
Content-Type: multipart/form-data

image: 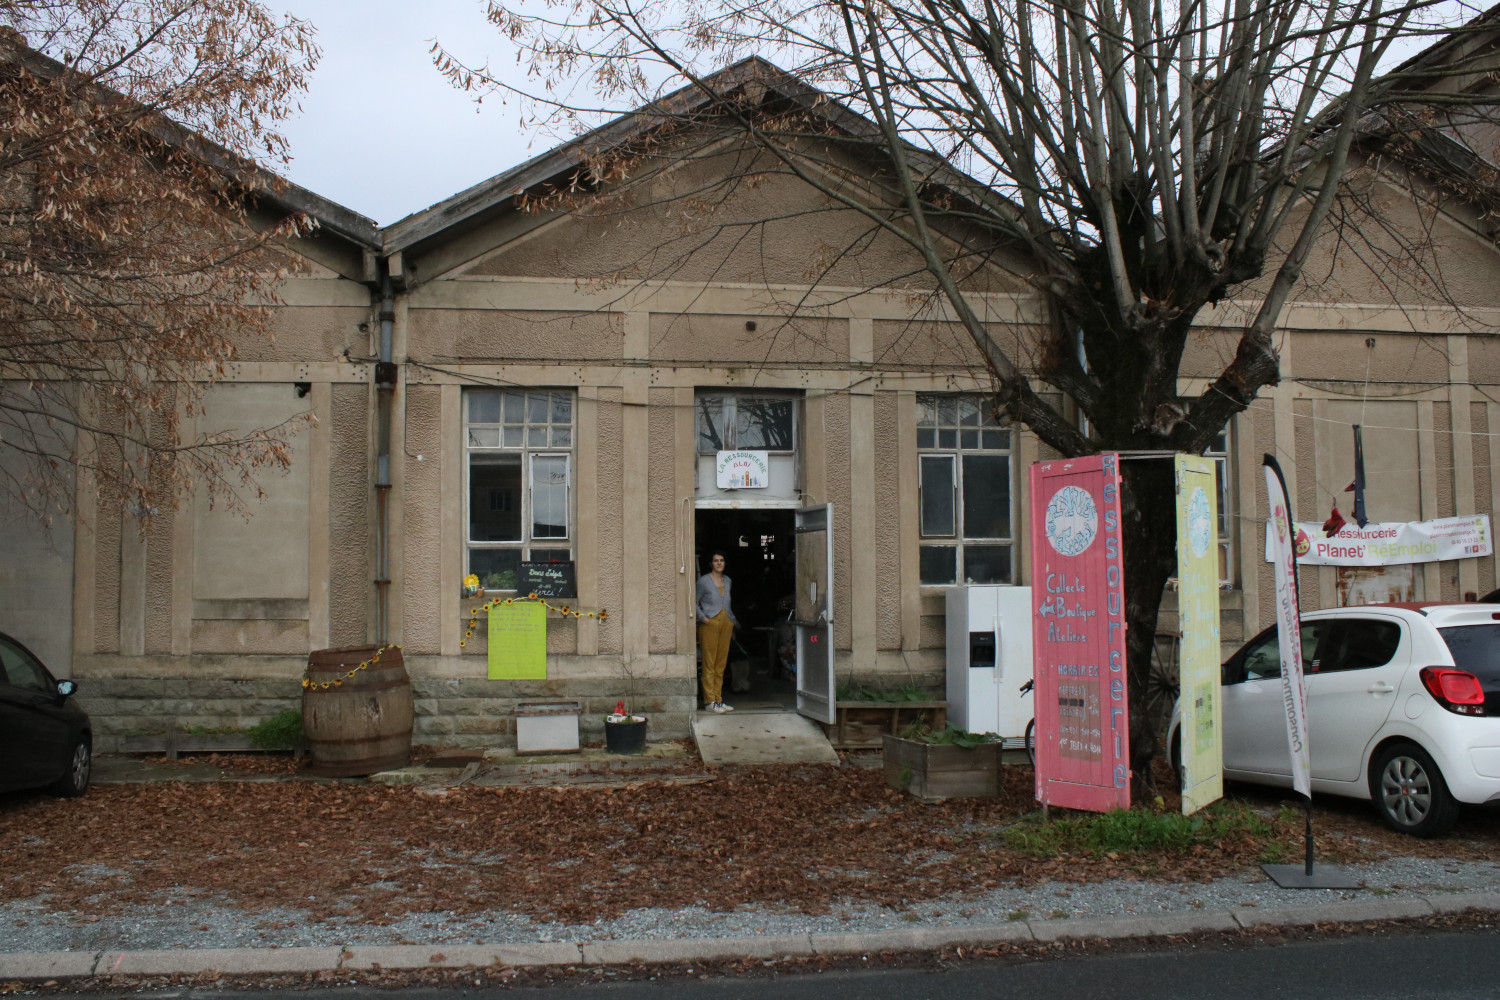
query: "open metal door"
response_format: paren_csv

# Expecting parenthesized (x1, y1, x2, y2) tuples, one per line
(794, 503, 835, 723)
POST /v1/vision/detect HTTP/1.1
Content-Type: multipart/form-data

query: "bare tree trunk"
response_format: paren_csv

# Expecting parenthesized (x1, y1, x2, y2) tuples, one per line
(436, 0, 1498, 811)
(1120, 457, 1178, 800)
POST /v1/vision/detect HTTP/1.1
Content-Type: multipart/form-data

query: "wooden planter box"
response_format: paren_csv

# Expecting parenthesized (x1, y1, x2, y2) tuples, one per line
(825, 700, 948, 748)
(882, 734, 1000, 801)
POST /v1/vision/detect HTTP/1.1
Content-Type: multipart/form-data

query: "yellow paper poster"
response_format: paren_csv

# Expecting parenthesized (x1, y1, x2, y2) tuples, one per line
(488, 601, 548, 680)
(1175, 453, 1223, 814)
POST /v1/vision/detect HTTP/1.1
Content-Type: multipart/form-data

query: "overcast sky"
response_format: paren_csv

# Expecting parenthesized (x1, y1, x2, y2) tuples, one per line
(274, 0, 1469, 228)
(276, 0, 536, 226)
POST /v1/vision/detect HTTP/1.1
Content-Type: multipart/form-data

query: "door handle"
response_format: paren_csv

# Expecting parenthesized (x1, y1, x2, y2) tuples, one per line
(1368, 682, 1395, 694)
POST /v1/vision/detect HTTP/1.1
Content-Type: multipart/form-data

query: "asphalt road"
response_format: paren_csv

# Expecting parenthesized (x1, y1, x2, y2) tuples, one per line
(39, 927, 1500, 999)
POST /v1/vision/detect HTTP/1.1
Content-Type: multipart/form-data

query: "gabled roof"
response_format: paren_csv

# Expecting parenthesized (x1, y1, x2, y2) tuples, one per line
(1381, 1, 1500, 85)
(385, 20, 1500, 279)
(0, 32, 380, 252)
(1346, 4, 1500, 237)
(380, 56, 1020, 263)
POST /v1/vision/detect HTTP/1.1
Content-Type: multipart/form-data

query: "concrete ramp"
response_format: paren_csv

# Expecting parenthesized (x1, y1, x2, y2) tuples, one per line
(692, 711, 840, 766)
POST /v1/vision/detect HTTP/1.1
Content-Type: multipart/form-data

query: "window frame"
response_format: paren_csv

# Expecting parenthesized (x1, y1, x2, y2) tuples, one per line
(1162, 427, 1234, 590)
(915, 393, 1015, 586)
(463, 388, 577, 591)
(528, 451, 572, 542)
(694, 391, 800, 455)
(918, 454, 957, 538)
(1206, 429, 1234, 587)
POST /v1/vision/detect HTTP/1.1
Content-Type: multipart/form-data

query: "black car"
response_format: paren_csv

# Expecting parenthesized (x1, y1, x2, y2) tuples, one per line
(0, 632, 91, 797)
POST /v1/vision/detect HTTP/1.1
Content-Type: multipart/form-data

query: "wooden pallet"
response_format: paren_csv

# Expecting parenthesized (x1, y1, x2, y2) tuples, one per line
(824, 700, 948, 749)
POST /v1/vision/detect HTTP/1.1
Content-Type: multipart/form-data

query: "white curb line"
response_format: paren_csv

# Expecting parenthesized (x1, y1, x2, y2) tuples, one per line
(3, 893, 1497, 982)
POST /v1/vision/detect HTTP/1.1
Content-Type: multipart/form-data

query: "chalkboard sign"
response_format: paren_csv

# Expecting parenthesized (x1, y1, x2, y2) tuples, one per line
(518, 560, 577, 598)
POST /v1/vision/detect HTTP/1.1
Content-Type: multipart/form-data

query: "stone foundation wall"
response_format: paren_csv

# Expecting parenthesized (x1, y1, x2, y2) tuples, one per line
(833, 649, 946, 694)
(75, 677, 301, 751)
(73, 674, 697, 752)
(74, 643, 944, 752)
(410, 676, 696, 747)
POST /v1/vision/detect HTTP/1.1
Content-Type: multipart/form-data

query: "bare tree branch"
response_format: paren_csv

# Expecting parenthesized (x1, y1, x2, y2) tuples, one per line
(0, 1, 321, 523)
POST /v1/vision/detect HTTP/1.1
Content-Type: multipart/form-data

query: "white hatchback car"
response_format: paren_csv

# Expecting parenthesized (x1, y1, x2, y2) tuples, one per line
(1168, 603, 1500, 837)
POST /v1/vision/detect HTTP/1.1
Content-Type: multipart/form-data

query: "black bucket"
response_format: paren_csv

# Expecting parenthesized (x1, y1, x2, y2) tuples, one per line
(604, 718, 648, 755)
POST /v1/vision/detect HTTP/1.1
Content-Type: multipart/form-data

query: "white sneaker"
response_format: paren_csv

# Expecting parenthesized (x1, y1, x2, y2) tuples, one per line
(719, 702, 735, 712)
(709, 702, 729, 714)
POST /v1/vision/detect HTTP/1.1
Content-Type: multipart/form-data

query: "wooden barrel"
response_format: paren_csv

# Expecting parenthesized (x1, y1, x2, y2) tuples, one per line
(301, 645, 413, 777)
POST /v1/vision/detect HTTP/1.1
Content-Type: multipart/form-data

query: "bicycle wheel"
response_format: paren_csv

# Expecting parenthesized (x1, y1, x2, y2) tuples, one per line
(1143, 631, 1180, 740)
(1024, 718, 1036, 767)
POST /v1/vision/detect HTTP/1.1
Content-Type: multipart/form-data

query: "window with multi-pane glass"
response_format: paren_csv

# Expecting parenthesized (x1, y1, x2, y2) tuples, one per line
(694, 392, 797, 453)
(1159, 428, 1234, 588)
(1208, 429, 1233, 584)
(465, 389, 574, 591)
(917, 395, 1013, 585)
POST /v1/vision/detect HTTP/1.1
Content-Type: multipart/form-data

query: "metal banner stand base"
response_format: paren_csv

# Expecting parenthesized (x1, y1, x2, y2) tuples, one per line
(1260, 797, 1363, 889)
(1260, 863, 1364, 889)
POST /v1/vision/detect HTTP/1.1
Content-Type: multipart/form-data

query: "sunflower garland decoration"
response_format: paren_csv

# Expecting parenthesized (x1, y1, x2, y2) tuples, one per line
(460, 594, 609, 647)
(302, 643, 404, 691)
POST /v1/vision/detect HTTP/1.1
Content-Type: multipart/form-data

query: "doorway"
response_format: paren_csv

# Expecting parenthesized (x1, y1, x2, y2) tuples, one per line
(694, 508, 797, 710)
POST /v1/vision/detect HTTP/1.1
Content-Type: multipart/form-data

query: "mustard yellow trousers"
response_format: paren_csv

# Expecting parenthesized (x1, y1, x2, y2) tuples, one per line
(698, 610, 733, 704)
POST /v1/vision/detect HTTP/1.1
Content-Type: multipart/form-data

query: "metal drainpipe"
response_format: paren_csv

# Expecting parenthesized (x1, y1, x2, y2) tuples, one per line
(374, 274, 396, 644)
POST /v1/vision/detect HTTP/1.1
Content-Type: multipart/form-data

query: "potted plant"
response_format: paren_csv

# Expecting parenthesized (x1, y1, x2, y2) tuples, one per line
(883, 724, 1002, 801)
(603, 700, 647, 754)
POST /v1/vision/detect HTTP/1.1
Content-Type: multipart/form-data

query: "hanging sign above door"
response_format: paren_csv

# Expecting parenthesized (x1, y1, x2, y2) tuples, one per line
(716, 450, 770, 489)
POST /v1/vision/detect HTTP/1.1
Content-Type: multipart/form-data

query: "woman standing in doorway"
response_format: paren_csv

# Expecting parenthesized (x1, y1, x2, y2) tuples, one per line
(696, 551, 738, 714)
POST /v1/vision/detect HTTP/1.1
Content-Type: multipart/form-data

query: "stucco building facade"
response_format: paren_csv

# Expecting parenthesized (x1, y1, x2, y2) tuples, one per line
(7, 57, 1500, 750)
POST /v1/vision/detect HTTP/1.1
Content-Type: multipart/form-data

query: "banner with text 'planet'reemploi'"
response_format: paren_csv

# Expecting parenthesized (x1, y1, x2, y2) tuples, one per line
(1262, 514, 1491, 566)
(1030, 454, 1130, 813)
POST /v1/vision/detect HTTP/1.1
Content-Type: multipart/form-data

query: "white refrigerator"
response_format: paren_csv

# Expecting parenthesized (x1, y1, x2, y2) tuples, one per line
(945, 586, 1034, 738)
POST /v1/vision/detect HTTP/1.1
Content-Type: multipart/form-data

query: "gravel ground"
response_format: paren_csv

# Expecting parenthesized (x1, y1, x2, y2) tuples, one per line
(4, 856, 1499, 953)
(7, 756, 1500, 956)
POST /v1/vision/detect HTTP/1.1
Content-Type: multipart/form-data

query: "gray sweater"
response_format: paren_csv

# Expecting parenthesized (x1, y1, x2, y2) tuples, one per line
(696, 573, 738, 625)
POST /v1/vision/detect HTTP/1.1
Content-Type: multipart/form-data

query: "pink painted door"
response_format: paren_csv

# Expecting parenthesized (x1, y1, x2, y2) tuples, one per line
(1030, 454, 1130, 812)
